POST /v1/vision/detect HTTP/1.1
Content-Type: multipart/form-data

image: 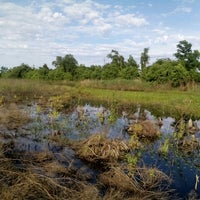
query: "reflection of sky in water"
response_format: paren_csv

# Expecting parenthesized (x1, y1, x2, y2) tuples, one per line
(5, 104, 200, 199)
(25, 104, 178, 141)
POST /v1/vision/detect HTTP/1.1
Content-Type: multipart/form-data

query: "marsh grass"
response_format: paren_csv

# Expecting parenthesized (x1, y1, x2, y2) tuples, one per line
(0, 78, 194, 199)
(0, 103, 30, 130)
(127, 120, 160, 139)
(75, 133, 129, 163)
(1, 79, 200, 118)
(79, 79, 173, 92)
(80, 87, 200, 119)
(99, 165, 173, 200)
(79, 79, 200, 93)
(0, 148, 98, 200)
(0, 144, 175, 200)
(0, 79, 72, 104)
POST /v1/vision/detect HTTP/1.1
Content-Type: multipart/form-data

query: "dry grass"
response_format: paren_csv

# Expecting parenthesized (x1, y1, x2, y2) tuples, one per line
(0, 149, 99, 200)
(99, 165, 173, 200)
(75, 133, 129, 163)
(127, 120, 160, 139)
(0, 103, 30, 130)
(0, 139, 178, 200)
(178, 135, 200, 154)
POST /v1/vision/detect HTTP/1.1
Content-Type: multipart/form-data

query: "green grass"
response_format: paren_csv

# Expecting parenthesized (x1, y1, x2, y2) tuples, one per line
(80, 87, 200, 119)
(1, 78, 200, 119)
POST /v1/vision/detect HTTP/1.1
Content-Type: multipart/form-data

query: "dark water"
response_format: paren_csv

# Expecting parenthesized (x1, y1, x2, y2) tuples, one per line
(3, 103, 200, 199)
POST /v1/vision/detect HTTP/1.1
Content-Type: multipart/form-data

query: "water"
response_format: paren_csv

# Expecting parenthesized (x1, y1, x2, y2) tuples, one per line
(2, 103, 200, 199)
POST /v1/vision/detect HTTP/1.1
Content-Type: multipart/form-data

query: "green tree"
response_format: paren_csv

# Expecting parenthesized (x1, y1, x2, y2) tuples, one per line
(0, 66, 8, 77)
(118, 55, 139, 79)
(174, 40, 200, 71)
(119, 66, 139, 79)
(52, 54, 78, 77)
(140, 48, 149, 71)
(2, 64, 32, 78)
(90, 65, 102, 79)
(127, 55, 139, 68)
(107, 50, 125, 69)
(142, 59, 189, 87)
(75, 64, 91, 80)
(102, 63, 119, 79)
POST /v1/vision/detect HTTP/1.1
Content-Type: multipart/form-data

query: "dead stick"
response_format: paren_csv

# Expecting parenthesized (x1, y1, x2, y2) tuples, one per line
(195, 174, 199, 191)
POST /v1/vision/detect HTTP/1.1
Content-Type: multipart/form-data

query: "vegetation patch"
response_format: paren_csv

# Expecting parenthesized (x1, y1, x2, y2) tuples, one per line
(75, 133, 129, 163)
(99, 165, 173, 200)
(127, 120, 160, 139)
(0, 103, 30, 130)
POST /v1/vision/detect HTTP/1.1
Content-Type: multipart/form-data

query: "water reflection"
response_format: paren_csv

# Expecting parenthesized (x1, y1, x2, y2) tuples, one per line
(2, 103, 200, 199)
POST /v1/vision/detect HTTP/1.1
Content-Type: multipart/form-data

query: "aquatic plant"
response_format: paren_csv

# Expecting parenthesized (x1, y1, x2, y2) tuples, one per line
(158, 138, 170, 157)
(125, 151, 141, 167)
(99, 165, 173, 199)
(173, 118, 186, 140)
(127, 120, 160, 139)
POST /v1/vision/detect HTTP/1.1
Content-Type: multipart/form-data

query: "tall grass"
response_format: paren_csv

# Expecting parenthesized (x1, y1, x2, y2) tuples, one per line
(0, 79, 72, 103)
(80, 87, 200, 119)
(79, 79, 176, 92)
(79, 79, 200, 93)
(1, 78, 200, 118)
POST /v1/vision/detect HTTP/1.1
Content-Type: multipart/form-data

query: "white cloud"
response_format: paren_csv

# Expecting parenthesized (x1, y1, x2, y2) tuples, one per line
(114, 14, 148, 27)
(0, 0, 199, 68)
(163, 5, 192, 16)
(152, 29, 166, 35)
(174, 6, 192, 13)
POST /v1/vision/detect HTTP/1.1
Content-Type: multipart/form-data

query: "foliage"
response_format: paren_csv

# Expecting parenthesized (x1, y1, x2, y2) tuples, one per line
(107, 49, 125, 69)
(0, 66, 8, 77)
(1, 40, 200, 86)
(140, 48, 149, 71)
(52, 54, 78, 77)
(2, 63, 32, 78)
(102, 63, 120, 79)
(119, 66, 139, 79)
(159, 138, 170, 156)
(174, 40, 200, 71)
(142, 59, 190, 87)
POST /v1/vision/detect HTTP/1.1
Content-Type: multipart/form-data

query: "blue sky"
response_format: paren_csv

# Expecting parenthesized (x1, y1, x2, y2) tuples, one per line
(0, 0, 200, 68)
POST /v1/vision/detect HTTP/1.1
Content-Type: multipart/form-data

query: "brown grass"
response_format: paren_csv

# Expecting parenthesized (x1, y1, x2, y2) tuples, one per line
(0, 103, 30, 130)
(127, 120, 160, 139)
(0, 149, 99, 200)
(99, 165, 173, 200)
(75, 133, 129, 163)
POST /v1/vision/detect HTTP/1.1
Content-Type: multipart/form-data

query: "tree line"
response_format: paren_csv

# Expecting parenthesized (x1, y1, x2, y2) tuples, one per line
(1, 40, 200, 87)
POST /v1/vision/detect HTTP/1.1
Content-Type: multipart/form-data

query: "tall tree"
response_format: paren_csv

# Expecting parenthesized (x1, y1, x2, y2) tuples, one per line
(140, 48, 149, 71)
(52, 54, 78, 76)
(0, 66, 8, 77)
(127, 55, 139, 68)
(107, 50, 125, 69)
(174, 40, 200, 71)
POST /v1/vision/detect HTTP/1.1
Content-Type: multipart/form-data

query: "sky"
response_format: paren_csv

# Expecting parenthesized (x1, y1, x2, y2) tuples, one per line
(0, 0, 200, 68)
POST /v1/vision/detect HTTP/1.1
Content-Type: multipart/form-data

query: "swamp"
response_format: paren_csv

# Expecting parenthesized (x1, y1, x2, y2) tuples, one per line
(1, 79, 200, 199)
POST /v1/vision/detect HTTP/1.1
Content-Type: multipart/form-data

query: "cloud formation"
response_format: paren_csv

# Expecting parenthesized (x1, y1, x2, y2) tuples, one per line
(0, 0, 200, 67)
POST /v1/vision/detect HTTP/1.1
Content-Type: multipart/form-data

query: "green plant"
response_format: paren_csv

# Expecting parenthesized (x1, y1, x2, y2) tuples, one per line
(128, 133, 140, 149)
(159, 138, 170, 157)
(0, 96, 5, 106)
(173, 119, 185, 140)
(126, 153, 138, 166)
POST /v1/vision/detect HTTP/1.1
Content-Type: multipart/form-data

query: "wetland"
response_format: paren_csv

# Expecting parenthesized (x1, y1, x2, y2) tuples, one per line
(1, 79, 200, 199)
